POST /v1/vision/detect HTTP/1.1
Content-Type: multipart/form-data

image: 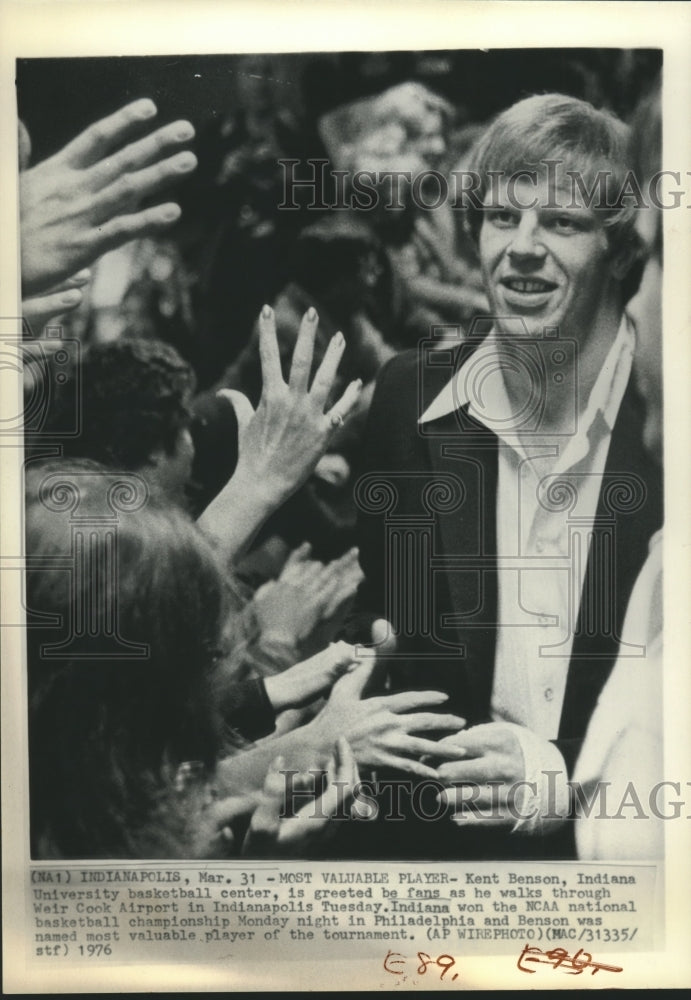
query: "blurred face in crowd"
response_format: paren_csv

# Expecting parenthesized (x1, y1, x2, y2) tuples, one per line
(409, 109, 446, 169)
(478, 172, 621, 349)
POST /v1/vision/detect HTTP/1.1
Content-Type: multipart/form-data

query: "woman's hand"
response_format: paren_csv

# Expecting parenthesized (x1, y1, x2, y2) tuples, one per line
(198, 307, 361, 562)
(218, 305, 362, 507)
(309, 654, 468, 780)
(263, 640, 362, 712)
(242, 738, 360, 857)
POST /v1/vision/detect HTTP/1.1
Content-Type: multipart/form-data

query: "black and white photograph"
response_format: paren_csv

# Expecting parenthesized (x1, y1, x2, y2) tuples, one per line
(2, 0, 690, 992)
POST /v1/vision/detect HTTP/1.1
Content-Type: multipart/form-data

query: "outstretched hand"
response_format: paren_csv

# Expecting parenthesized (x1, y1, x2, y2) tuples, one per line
(242, 738, 360, 857)
(200, 306, 361, 562)
(218, 305, 362, 507)
(309, 647, 467, 780)
(434, 723, 528, 827)
(20, 98, 197, 296)
(263, 639, 363, 713)
(22, 269, 91, 336)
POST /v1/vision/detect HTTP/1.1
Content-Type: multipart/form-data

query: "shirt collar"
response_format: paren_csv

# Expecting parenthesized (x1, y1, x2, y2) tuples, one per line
(418, 316, 635, 438)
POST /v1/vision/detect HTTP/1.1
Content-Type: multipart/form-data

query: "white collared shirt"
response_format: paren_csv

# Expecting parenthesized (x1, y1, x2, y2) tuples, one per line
(419, 317, 635, 742)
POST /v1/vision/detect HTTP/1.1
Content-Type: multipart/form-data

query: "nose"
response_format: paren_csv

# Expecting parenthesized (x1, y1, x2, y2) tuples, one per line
(508, 213, 545, 263)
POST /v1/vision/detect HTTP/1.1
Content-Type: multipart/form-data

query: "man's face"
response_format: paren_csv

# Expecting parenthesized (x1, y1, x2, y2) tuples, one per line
(478, 173, 619, 345)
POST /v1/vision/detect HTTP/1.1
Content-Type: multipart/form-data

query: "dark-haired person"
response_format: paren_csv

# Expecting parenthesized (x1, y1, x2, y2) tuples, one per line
(25, 464, 365, 859)
(30, 310, 367, 735)
(35, 304, 363, 561)
(25, 464, 461, 858)
(350, 93, 662, 859)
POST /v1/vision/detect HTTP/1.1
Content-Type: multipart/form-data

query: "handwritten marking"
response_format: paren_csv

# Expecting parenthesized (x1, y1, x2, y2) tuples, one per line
(517, 943, 623, 976)
(383, 950, 460, 984)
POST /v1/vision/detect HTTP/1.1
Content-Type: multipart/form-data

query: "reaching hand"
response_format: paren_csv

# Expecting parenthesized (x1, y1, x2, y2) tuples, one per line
(263, 639, 363, 713)
(22, 269, 91, 336)
(434, 723, 527, 827)
(200, 306, 362, 562)
(20, 98, 197, 296)
(187, 787, 262, 859)
(253, 544, 364, 651)
(217, 305, 362, 508)
(242, 738, 359, 857)
(311, 652, 467, 780)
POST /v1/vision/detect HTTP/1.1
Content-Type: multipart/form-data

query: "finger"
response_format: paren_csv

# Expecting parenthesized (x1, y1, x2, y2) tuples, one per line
(440, 784, 508, 813)
(394, 735, 470, 759)
(335, 736, 360, 787)
(300, 642, 358, 677)
(369, 618, 397, 655)
(288, 308, 319, 391)
(397, 711, 466, 733)
(310, 330, 345, 406)
(207, 791, 263, 828)
(449, 811, 513, 828)
(437, 757, 497, 785)
(327, 640, 359, 667)
(44, 269, 91, 295)
(330, 659, 376, 700)
(90, 118, 196, 186)
(325, 377, 363, 426)
(94, 150, 198, 218)
(216, 388, 255, 437)
(22, 287, 85, 335)
(436, 724, 508, 757)
(280, 542, 312, 573)
(89, 201, 182, 254)
(61, 98, 160, 168)
(375, 754, 439, 781)
(381, 690, 452, 714)
(257, 305, 283, 391)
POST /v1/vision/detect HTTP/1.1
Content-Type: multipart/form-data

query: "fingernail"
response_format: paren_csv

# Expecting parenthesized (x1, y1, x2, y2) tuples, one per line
(175, 120, 195, 141)
(333, 331, 344, 347)
(135, 98, 157, 119)
(161, 203, 181, 222)
(72, 269, 91, 285)
(261, 304, 273, 319)
(61, 289, 81, 306)
(306, 306, 317, 321)
(176, 151, 197, 172)
(354, 378, 363, 390)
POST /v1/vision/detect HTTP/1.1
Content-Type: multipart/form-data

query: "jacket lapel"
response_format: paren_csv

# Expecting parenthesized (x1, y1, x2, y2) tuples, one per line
(560, 376, 663, 739)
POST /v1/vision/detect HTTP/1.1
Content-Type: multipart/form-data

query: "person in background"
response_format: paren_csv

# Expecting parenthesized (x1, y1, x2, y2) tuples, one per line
(25, 466, 361, 859)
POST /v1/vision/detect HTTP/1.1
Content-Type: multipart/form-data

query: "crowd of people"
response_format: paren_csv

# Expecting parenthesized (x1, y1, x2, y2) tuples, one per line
(18, 58, 665, 861)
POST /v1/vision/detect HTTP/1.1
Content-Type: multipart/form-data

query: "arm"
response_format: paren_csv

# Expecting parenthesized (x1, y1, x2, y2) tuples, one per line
(197, 305, 362, 563)
(214, 650, 467, 796)
(20, 99, 197, 296)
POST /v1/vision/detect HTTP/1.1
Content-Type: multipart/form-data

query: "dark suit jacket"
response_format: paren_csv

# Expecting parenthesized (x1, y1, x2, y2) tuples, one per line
(346, 339, 662, 859)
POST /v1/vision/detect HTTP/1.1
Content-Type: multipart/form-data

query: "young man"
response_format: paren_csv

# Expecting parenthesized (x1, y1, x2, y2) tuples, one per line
(351, 94, 662, 859)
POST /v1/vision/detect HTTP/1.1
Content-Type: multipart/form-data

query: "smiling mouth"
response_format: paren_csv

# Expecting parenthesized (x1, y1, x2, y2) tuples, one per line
(501, 278, 558, 293)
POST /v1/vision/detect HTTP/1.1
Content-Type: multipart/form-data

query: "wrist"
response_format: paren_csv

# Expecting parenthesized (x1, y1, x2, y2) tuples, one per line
(230, 461, 293, 512)
(260, 629, 299, 651)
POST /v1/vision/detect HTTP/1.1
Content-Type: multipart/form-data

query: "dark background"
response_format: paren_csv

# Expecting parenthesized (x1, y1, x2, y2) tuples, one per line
(17, 48, 662, 162)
